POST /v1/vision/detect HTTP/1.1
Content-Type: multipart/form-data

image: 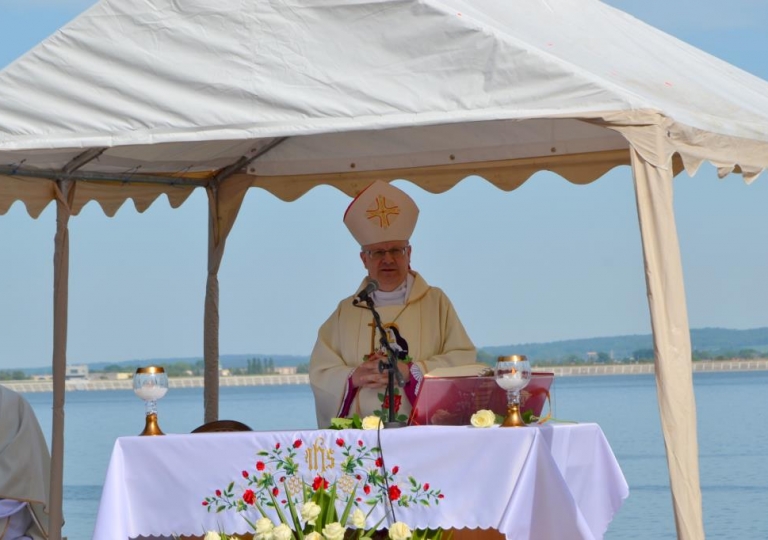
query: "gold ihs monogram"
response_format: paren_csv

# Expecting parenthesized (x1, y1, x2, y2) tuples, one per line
(304, 437, 335, 474)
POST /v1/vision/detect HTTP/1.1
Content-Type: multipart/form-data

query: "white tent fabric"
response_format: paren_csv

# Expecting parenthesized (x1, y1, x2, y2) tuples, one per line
(3, 0, 768, 539)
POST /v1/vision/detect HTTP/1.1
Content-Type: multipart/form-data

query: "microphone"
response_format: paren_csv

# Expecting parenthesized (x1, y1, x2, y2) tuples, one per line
(353, 279, 379, 305)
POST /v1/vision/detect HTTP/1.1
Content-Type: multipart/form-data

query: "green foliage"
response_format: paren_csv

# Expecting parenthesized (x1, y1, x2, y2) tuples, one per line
(632, 348, 654, 361)
(481, 327, 768, 364)
(329, 414, 363, 430)
(0, 370, 29, 381)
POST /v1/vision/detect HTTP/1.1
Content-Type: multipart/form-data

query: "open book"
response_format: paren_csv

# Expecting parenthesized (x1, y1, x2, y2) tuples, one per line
(409, 370, 555, 426)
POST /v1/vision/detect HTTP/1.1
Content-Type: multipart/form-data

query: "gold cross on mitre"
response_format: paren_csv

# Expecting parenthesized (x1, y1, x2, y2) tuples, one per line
(366, 195, 400, 229)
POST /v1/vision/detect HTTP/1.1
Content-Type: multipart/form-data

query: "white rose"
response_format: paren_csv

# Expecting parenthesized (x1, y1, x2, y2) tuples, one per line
(322, 522, 346, 540)
(255, 517, 276, 540)
(301, 501, 322, 525)
(351, 508, 367, 529)
(204, 532, 221, 540)
(273, 523, 294, 540)
(389, 522, 412, 540)
(470, 409, 496, 428)
(361, 415, 382, 430)
(305, 532, 323, 540)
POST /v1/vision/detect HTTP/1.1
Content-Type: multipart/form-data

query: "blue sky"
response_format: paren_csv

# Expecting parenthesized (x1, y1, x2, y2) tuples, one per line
(1, 0, 767, 369)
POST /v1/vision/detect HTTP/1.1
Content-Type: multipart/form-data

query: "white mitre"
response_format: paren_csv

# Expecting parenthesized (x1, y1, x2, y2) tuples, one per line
(343, 180, 419, 246)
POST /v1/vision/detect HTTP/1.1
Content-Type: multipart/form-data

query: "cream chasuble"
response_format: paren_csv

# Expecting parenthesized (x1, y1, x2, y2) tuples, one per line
(309, 271, 476, 428)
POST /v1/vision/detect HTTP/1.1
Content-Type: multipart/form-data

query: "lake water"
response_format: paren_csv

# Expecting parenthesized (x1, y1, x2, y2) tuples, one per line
(23, 371, 768, 539)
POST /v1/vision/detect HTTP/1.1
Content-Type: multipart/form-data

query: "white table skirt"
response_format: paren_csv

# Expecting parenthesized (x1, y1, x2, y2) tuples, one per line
(92, 423, 627, 540)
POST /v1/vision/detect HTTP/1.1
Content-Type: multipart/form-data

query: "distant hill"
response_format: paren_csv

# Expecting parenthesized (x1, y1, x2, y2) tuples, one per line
(84, 354, 310, 372)
(480, 327, 768, 363)
(11, 327, 768, 375)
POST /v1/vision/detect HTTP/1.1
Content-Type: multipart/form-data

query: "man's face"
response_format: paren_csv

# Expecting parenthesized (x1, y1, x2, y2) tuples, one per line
(360, 240, 411, 292)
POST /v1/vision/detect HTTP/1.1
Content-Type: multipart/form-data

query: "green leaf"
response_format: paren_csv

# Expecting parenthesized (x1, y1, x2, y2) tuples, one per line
(266, 485, 291, 529)
(283, 479, 304, 539)
(329, 417, 354, 430)
(339, 482, 359, 526)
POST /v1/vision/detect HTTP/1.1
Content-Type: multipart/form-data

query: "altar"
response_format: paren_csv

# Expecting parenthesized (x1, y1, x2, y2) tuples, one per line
(93, 423, 628, 540)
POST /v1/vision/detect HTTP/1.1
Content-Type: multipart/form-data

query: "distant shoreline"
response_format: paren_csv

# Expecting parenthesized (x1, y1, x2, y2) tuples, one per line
(4, 359, 767, 393)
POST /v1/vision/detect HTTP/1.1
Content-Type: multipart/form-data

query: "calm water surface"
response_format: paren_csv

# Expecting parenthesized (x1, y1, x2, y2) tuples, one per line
(24, 371, 768, 539)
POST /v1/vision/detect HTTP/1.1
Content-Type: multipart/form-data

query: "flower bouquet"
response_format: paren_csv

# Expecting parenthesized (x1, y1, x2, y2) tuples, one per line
(197, 434, 447, 540)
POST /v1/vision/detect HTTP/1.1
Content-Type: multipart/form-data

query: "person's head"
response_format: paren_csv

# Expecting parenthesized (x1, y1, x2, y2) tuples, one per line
(344, 180, 419, 292)
(360, 240, 412, 292)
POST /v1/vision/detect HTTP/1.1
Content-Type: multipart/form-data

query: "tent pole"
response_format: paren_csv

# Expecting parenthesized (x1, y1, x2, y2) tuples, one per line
(630, 148, 705, 540)
(203, 188, 220, 424)
(49, 179, 74, 540)
(203, 176, 252, 423)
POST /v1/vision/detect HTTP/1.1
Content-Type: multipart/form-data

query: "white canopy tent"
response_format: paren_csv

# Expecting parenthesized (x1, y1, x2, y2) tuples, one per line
(1, 0, 767, 538)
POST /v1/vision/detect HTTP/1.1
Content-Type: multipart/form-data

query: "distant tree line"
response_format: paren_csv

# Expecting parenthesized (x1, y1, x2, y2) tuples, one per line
(233, 357, 276, 375)
(0, 370, 29, 381)
(97, 357, 281, 377)
(478, 347, 766, 366)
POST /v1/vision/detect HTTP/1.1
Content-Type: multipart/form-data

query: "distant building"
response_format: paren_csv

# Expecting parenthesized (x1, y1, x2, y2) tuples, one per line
(274, 366, 298, 375)
(65, 364, 89, 380)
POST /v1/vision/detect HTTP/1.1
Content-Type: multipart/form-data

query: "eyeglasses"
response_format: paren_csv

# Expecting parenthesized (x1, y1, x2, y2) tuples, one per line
(363, 246, 409, 260)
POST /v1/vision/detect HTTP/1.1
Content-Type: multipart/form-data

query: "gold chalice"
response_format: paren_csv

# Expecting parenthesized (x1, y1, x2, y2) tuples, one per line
(494, 355, 532, 427)
(133, 366, 169, 436)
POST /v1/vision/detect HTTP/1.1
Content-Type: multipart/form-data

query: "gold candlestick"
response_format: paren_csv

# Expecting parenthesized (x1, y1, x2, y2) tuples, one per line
(502, 402, 527, 427)
(133, 366, 169, 436)
(494, 355, 532, 428)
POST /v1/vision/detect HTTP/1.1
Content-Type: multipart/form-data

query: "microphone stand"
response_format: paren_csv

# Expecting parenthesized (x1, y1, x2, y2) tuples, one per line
(359, 295, 406, 428)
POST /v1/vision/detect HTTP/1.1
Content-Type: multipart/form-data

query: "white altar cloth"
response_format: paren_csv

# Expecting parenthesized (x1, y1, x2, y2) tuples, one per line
(92, 423, 627, 540)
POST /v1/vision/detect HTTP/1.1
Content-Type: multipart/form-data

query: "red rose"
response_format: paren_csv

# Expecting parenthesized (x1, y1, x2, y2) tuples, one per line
(355, 474, 362, 480)
(215, 489, 222, 497)
(293, 440, 302, 449)
(382, 394, 402, 412)
(356, 497, 362, 502)
(280, 476, 286, 482)
(336, 438, 344, 447)
(358, 440, 363, 447)
(375, 457, 383, 468)
(243, 489, 255, 505)
(312, 476, 329, 491)
(438, 494, 444, 499)
(388, 486, 401, 501)
(423, 483, 429, 491)
(202, 501, 209, 506)
(392, 466, 399, 474)
(242, 470, 249, 479)
(256, 461, 265, 471)
(272, 487, 279, 496)
(363, 485, 371, 495)
(275, 442, 281, 449)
